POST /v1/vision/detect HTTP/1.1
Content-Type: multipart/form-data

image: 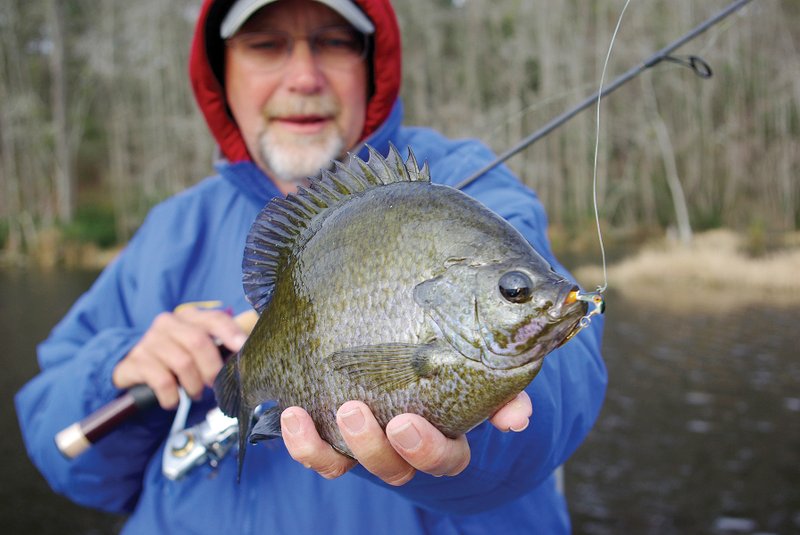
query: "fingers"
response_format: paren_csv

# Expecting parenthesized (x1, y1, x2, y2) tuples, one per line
(170, 309, 235, 386)
(174, 306, 249, 355)
(337, 401, 416, 485)
(283, 398, 529, 486)
(112, 307, 250, 410)
(282, 402, 467, 486)
(115, 344, 181, 408)
(488, 391, 532, 432)
(281, 408, 356, 479)
(337, 402, 470, 485)
(385, 414, 470, 478)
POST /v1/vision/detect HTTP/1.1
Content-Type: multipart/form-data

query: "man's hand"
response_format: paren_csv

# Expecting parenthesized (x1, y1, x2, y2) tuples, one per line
(112, 306, 251, 409)
(280, 391, 533, 485)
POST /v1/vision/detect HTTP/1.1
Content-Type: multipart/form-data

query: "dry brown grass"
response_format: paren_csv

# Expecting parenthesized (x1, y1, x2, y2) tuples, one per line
(573, 229, 800, 311)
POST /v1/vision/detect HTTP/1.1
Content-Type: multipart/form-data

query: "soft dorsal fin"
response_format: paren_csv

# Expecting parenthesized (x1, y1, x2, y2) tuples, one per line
(242, 144, 430, 314)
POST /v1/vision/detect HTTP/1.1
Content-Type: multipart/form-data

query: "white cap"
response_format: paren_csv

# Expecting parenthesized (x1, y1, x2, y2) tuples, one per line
(220, 0, 375, 38)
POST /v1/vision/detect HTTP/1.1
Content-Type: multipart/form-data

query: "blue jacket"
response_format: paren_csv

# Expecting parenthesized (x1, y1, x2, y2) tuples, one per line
(15, 100, 606, 534)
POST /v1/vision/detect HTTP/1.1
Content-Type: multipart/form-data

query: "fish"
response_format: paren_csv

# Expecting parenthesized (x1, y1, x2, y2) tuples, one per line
(214, 145, 588, 474)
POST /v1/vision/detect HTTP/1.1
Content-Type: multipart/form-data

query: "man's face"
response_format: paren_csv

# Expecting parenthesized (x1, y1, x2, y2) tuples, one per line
(224, 0, 369, 189)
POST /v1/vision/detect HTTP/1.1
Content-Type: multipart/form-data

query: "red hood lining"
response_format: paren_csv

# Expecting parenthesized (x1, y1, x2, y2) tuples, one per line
(190, 0, 401, 164)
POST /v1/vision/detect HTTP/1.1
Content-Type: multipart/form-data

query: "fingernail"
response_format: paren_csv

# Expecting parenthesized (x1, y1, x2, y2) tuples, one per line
(282, 411, 301, 436)
(509, 418, 529, 433)
(390, 422, 421, 451)
(340, 408, 365, 433)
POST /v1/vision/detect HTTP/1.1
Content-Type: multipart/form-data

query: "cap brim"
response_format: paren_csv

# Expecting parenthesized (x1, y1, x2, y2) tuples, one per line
(220, 0, 374, 39)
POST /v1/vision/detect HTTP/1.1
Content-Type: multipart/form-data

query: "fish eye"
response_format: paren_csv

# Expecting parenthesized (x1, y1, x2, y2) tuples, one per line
(498, 271, 533, 304)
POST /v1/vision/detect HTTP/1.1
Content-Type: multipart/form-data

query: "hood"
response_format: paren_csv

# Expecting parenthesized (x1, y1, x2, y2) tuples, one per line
(189, 0, 402, 163)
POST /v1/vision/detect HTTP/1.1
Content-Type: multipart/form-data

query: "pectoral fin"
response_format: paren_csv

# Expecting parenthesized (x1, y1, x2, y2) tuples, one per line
(331, 342, 454, 391)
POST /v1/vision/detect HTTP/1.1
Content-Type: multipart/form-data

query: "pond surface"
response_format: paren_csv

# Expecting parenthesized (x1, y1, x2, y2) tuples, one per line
(565, 289, 800, 535)
(1, 268, 125, 534)
(2, 269, 798, 534)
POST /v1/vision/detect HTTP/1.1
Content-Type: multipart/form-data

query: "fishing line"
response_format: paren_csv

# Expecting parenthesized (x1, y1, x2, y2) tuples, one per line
(572, 0, 633, 327)
(588, 0, 633, 297)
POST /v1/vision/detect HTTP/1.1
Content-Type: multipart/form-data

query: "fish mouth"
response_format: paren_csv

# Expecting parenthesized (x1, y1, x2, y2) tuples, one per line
(477, 284, 587, 370)
(548, 284, 588, 320)
(541, 284, 588, 345)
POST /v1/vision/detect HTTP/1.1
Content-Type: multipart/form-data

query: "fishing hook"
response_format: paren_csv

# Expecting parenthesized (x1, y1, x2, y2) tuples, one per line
(576, 290, 606, 328)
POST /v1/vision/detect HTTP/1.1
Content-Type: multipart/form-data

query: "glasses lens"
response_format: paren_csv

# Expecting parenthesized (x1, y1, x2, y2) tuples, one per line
(230, 31, 290, 70)
(312, 27, 367, 65)
(227, 27, 367, 71)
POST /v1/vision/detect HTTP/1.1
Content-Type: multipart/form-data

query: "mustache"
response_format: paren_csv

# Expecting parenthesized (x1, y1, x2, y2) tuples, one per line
(264, 96, 339, 119)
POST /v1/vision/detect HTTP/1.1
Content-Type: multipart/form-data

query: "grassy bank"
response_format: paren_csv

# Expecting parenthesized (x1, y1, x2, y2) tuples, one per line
(4, 224, 799, 313)
(0, 228, 121, 271)
(573, 229, 800, 310)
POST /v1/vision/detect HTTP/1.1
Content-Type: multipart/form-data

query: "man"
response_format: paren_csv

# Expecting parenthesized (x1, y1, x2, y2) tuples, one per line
(16, 1, 607, 533)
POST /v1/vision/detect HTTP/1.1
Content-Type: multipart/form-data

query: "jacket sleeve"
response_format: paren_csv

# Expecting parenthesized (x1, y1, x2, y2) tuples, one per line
(353, 138, 608, 513)
(14, 211, 177, 514)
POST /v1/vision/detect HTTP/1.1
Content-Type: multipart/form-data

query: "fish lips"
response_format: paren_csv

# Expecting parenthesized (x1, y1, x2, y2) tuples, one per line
(477, 284, 587, 370)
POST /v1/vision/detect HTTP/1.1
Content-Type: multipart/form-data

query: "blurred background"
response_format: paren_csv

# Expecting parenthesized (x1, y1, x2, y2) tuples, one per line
(2, 0, 798, 533)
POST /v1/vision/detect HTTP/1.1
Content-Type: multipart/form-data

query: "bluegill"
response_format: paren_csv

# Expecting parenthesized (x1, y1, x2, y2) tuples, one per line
(214, 146, 587, 474)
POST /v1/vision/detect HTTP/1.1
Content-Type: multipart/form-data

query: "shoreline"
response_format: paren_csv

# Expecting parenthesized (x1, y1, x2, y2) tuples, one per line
(4, 229, 800, 310)
(572, 229, 800, 311)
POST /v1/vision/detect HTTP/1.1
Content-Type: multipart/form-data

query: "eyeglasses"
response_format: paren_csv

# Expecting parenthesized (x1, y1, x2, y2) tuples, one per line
(226, 25, 369, 72)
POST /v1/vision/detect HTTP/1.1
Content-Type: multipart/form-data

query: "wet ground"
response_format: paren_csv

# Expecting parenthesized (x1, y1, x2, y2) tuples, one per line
(2, 269, 799, 534)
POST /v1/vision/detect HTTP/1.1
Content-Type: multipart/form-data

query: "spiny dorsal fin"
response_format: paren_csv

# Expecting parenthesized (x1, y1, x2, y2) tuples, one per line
(242, 144, 429, 314)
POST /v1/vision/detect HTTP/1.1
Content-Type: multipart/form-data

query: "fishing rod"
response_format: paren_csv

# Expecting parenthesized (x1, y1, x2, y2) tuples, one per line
(55, 307, 258, 459)
(455, 0, 756, 191)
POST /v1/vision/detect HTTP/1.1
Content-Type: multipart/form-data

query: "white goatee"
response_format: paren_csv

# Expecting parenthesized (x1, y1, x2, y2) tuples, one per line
(259, 96, 346, 183)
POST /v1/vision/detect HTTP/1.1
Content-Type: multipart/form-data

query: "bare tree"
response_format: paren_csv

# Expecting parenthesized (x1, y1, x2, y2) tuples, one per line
(46, 0, 74, 223)
(1, 0, 798, 264)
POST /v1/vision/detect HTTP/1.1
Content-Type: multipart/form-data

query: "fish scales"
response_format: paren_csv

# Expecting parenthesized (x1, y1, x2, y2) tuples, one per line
(215, 146, 587, 474)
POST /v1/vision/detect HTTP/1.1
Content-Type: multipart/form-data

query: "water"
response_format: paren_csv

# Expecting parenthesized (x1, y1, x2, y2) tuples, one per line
(2, 270, 799, 534)
(1, 269, 125, 534)
(565, 289, 800, 535)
